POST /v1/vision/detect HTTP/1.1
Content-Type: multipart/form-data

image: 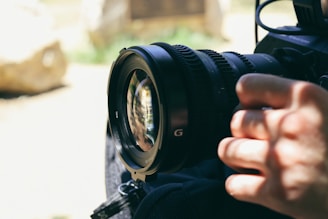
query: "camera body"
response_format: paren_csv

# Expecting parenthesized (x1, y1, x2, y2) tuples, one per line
(107, 0, 328, 182)
(255, 29, 328, 84)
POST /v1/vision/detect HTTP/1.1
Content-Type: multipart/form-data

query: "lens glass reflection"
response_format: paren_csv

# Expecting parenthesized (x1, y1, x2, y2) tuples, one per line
(127, 70, 159, 152)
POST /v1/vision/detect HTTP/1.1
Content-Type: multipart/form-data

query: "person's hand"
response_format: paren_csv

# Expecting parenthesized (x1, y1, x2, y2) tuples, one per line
(218, 74, 328, 219)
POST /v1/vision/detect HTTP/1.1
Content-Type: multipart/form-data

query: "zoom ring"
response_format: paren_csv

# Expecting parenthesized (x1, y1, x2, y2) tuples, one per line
(200, 49, 239, 107)
(228, 51, 256, 73)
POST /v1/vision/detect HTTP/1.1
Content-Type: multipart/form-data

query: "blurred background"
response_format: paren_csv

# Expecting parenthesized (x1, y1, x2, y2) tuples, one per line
(0, 0, 295, 218)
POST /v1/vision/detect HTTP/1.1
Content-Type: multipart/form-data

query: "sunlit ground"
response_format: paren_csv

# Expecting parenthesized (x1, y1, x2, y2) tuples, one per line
(0, 1, 295, 219)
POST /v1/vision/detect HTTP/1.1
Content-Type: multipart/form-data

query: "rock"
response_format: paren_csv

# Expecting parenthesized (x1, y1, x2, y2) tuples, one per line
(81, 0, 129, 48)
(0, 1, 67, 94)
(205, 0, 230, 38)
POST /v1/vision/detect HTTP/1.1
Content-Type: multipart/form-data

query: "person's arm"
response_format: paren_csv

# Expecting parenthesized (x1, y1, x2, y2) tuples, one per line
(218, 73, 328, 219)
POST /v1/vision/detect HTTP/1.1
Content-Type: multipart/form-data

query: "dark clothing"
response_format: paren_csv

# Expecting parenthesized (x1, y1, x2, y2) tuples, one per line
(106, 136, 291, 219)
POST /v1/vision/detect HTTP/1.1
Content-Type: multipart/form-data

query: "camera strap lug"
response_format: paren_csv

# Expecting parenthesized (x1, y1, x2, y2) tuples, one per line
(91, 180, 146, 219)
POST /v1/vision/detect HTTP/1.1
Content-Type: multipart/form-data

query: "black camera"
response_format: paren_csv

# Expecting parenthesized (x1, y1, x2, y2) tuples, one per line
(107, 0, 328, 182)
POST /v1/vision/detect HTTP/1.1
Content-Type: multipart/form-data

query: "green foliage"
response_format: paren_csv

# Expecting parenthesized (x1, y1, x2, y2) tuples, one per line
(66, 27, 224, 64)
(51, 216, 70, 219)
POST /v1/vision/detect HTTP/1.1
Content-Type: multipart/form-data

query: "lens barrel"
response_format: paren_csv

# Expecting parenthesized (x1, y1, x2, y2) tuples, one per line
(108, 43, 286, 181)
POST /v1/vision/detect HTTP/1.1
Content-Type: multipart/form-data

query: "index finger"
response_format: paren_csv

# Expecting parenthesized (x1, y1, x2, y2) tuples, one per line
(236, 74, 294, 109)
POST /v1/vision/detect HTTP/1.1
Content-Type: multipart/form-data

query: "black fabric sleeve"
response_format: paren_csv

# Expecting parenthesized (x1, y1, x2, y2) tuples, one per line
(133, 160, 291, 219)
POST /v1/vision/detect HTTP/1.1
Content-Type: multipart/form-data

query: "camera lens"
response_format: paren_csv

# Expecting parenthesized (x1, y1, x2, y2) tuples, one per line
(127, 69, 159, 152)
(108, 43, 287, 181)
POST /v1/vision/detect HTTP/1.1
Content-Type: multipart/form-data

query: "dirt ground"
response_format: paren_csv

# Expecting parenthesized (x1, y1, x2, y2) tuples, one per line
(0, 1, 295, 218)
(0, 64, 109, 219)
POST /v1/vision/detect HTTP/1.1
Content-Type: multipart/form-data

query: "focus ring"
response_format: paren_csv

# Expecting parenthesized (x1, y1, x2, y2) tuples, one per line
(152, 42, 215, 166)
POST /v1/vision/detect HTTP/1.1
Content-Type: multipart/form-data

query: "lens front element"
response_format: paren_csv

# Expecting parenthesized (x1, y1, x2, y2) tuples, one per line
(127, 70, 159, 152)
